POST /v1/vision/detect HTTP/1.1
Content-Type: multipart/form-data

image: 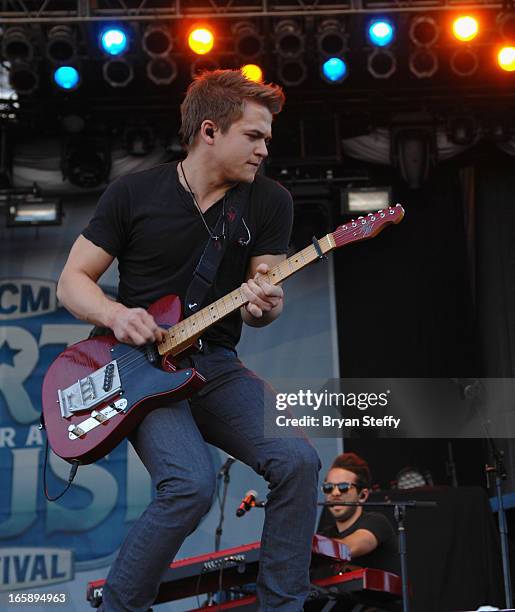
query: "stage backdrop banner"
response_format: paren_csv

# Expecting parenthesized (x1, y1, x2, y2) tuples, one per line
(0, 195, 341, 611)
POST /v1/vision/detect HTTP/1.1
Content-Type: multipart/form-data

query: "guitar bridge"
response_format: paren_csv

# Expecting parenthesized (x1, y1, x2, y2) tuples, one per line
(57, 360, 122, 418)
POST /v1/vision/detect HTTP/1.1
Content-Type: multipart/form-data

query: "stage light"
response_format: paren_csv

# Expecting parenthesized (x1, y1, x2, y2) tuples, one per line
(142, 26, 173, 57)
(450, 48, 479, 76)
(46, 25, 77, 64)
(342, 186, 392, 214)
(486, 120, 512, 142)
(392, 125, 435, 189)
(190, 57, 219, 78)
(321, 57, 347, 83)
(452, 16, 479, 42)
(188, 27, 214, 55)
(317, 20, 346, 56)
(367, 19, 395, 47)
(499, 13, 515, 41)
(53, 66, 80, 90)
(367, 49, 396, 79)
(409, 16, 439, 47)
(409, 49, 438, 78)
(100, 27, 129, 56)
(124, 126, 155, 156)
(396, 467, 429, 490)
(102, 58, 134, 87)
(9, 61, 39, 95)
(2, 27, 34, 62)
(233, 22, 263, 60)
(275, 20, 305, 58)
(241, 64, 263, 82)
(146, 58, 177, 85)
(62, 137, 111, 188)
(498, 46, 515, 71)
(447, 117, 478, 146)
(7, 193, 62, 227)
(278, 59, 307, 86)
(0, 63, 18, 100)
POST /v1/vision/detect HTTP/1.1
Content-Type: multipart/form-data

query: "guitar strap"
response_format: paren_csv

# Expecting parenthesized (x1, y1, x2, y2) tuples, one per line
(183, 181, 251, 317)
(88, 181, 252, 340)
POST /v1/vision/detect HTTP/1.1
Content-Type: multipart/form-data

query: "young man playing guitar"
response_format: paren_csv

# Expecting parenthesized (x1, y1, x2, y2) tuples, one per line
(56, 70, 321, 611)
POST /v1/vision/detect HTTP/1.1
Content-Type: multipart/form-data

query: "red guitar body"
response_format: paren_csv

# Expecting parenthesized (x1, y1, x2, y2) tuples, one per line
(42, 206, 405, 467)
(41, 295, 205, 465)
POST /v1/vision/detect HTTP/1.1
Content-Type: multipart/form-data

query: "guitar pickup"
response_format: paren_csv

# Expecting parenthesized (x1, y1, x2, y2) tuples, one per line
(68, 399, 128, 441)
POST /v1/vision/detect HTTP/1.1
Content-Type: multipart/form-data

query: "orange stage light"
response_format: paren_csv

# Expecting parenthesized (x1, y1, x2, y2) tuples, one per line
(498, 46, 515, 71)
(452, 16, 479, 42)
(188, 27, 215, 55)
(241, 64, 263, 82)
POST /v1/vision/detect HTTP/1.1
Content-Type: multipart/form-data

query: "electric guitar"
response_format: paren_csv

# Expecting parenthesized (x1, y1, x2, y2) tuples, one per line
(42, 205, 404, 465)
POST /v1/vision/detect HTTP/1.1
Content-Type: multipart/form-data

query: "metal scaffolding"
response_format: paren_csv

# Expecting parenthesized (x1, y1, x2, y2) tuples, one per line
(0, 0, 505, 23)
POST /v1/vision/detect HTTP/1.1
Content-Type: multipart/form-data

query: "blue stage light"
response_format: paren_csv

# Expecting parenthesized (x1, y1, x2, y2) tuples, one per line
(100, 28, 128, 56)
(53, 66, 80, 90)
(367, 19, 394, 47)
(322, 57, 347, 83)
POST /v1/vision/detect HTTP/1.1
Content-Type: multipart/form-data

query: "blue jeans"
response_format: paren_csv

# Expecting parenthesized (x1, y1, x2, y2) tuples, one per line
(100, 343, 321, 611)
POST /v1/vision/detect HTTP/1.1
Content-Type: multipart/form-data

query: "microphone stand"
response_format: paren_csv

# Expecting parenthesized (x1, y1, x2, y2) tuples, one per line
(453, 377, 513, 608)
(215, 458, 235, 552)
(446, 441, 459, 488)
(205, 457, 236, 607)
(486, 443, 513, 608)
(320, 499, 437, 612)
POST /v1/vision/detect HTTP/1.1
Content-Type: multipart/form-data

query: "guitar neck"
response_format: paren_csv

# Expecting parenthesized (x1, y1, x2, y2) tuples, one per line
(158, 234, 335, 357)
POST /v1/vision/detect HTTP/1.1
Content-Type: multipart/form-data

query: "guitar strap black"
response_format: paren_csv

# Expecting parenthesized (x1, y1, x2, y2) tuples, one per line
(183, 181, 251, 317)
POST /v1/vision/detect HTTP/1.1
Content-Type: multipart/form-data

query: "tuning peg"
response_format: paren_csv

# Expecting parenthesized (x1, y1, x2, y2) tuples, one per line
(358, 216, 364, 219)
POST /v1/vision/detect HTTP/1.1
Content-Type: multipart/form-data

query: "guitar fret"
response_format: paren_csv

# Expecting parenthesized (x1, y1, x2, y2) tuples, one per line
(156, 206, 406, 358)
(220, 297, 228, 315)
(158, 233, 340, 358)
(190, 313, 200, 332)
(208, 303, 218, 322)
(200, 308, 208, 326)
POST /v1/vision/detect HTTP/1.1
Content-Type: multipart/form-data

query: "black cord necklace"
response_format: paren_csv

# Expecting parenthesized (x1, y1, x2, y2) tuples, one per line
(179, 160, 226, 241)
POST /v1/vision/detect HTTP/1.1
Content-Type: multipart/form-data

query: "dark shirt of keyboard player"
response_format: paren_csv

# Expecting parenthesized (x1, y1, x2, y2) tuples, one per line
(318, 452, 400, 575)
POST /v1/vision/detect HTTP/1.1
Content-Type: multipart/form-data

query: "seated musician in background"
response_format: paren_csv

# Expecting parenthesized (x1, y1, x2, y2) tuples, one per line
(318, 452, 400, 575)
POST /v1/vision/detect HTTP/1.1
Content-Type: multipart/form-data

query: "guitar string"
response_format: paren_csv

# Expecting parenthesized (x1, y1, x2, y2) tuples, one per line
(107, 219, 398, 375)
(112, 244, 351, 375)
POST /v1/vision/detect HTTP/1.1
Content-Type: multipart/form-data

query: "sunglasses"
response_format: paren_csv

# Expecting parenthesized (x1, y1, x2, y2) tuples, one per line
(321, 482, 358, 494)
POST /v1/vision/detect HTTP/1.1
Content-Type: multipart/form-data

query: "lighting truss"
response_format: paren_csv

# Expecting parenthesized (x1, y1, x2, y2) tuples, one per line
(0, 0, 506, 23)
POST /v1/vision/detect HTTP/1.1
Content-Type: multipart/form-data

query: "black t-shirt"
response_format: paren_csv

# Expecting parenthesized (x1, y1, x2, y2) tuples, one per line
(319, 511, 400, 575)
(82, 161, 293, 349)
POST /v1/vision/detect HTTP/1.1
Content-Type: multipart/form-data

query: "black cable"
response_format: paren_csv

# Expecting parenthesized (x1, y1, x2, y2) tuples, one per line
(42, 437, 80, 502)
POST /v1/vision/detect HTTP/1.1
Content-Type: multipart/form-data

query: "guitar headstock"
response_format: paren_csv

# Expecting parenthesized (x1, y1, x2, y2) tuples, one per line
(332, 204, 405, 248)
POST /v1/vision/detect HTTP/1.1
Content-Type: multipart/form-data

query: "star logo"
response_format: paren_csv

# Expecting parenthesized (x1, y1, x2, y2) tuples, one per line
(0, 339, 21, 367)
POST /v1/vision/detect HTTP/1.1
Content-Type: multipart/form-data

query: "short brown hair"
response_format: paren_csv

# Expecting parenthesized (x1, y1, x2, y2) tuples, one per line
(330, 452, 371, 490)
(179, 69, 285, 147)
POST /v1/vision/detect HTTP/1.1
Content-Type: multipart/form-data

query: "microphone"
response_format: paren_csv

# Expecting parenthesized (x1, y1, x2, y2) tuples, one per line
(218, 455, 236, 477)
(236, 490, 258, 517)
